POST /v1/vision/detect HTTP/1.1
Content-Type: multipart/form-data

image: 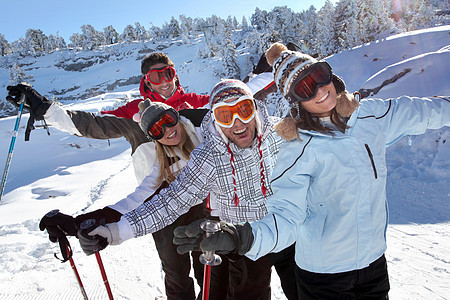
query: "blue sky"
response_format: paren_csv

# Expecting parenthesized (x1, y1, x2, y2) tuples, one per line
(0, 0, 329, 42)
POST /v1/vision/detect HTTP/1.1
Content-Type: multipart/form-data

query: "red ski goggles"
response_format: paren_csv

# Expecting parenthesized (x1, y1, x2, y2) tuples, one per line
(212, 96, 256, 128)
(145, 66, 176, 85)
(288, 62, 333, 102)
(148, 109, 179, 140)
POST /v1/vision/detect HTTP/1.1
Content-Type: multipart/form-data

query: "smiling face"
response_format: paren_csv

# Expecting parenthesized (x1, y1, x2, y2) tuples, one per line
(300, 82, 337, 118)
(218, 97, 257, 148)
(157, 122, 183, 146)
(145, 63, 176, 98)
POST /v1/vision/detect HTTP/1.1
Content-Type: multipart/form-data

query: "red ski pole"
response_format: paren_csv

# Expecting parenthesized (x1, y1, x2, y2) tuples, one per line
(80, 219, 114, 300)
(199, 220, 222, 300)
(95, 251, 114, 300)
(67, 247, 89, 300)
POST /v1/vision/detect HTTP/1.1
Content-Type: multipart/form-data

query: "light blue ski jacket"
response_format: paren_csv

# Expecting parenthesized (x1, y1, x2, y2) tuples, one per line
(246, 95, 450, 273)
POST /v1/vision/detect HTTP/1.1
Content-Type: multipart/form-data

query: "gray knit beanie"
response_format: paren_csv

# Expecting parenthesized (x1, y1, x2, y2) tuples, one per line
(132, 99, 177, 140)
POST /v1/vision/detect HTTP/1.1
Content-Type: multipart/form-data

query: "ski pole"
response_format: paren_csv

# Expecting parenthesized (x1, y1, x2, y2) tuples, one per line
(0, 94, 26, 201)
(67, 246, 89, 300)
(80, 219, 114, 300)
(199, 220, 222, 300)
(95, 251, 114, 300)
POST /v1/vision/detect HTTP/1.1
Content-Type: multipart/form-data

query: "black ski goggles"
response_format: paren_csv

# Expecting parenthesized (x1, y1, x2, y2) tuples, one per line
(147, 109, 179, 140)
(287, 61, 333, 102)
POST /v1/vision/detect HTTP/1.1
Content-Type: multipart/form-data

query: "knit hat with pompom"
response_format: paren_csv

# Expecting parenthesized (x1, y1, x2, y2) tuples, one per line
(266, 42, 359, 140)
(132, 99, 177, 140)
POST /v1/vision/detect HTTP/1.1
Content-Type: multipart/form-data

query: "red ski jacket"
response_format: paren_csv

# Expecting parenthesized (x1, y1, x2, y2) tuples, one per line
(101, 77, 209, 118)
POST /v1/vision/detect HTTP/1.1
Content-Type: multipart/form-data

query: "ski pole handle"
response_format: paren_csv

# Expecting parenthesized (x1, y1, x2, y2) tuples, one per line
(199, 220, 222, 266)
(79, 219, 114, 300)
(79, 219, 108, 253)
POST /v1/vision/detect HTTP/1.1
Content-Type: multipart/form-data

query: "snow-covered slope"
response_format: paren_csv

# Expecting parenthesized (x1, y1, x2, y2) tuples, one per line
(0, 26, 449, 299)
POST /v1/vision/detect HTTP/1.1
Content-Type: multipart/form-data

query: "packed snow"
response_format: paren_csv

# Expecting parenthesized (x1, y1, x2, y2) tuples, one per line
(0, 26, 449, 299)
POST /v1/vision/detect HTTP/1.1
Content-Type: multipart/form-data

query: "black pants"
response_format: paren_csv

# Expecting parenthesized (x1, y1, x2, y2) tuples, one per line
(152, 204, 206, 300)
(295, 254, 390, 300)
(209, 243, 298, 300)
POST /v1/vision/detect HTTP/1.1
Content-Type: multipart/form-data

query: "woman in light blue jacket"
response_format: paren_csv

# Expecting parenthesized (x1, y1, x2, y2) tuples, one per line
(174, 42, 450, 299)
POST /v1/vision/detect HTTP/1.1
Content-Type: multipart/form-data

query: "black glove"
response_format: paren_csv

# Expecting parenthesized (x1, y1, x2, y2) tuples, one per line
(77, 219, 109, 256)
(174, 219, 254, 258)
(39, 210, 78, 263)
(39, 210, 78, 242)
(6, 84, 52, 120)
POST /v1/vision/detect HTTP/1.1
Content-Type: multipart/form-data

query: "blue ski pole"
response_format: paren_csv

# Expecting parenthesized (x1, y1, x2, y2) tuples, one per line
(0, 94, 26, 201)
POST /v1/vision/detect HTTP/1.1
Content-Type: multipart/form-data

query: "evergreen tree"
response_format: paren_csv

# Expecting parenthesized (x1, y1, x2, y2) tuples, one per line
(217, 21, 240, 79)
(80, 25, 105, 50)
(314, 0, 337, 57)
(104, 25, 119, 44)
(251, 8, 269, 30)
(9, 62, 34, 85)
(69, 33, 83, 49)
(0, 34, 12, 56)
(334, 0, 359, 51)
(134, 22, 149, 41)
(179, 15, 194, 37)
(25, 29, 47, 55)
(241, 16, 250, 32)
(356, 0, 395, 44)
(163, 17, 181, 38)
(148, 24, 163, 41)
(243, 29, 265, 72)
(120, 25, 137, 44)
(403, 0, 437, 30)
(300, 6, 318, 55)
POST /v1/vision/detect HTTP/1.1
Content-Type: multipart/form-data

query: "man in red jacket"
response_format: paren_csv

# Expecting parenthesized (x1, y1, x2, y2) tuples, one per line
(102, 52, 209, 118)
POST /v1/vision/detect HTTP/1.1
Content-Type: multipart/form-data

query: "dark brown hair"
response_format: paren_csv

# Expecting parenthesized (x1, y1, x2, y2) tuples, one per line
(294, 92, 350, 134)
(141, 52, 175, 75)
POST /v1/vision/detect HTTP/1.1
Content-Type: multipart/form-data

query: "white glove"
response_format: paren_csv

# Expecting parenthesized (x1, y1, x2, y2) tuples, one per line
(89, 223, 123, 245)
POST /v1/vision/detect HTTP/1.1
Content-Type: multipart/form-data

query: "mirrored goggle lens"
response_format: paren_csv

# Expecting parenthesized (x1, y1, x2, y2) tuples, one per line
(213, 98, 256, 128)
(291, 62, 333, 101)
(149, 110, 178, 139)
(146, 67, 176, 85)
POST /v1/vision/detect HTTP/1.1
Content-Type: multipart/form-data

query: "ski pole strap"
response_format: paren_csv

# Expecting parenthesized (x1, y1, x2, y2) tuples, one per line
(54, 234, 73, 263)
(25, 111, 35, 141)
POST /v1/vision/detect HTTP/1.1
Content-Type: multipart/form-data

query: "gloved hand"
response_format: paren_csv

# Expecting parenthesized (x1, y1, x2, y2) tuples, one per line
(6, 84, 52, 120)
(173, 219, 254, 257)
(39, 210, 78, 262)
(39, 210, 78, 242)
(77, 222, 121, 256)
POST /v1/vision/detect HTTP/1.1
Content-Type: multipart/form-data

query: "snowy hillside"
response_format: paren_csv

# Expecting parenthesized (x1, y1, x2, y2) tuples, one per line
(0, 26, 449, 299)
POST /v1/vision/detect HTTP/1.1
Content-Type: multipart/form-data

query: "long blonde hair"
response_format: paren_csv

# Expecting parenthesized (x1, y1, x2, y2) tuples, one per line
(154, 123, 196, 187)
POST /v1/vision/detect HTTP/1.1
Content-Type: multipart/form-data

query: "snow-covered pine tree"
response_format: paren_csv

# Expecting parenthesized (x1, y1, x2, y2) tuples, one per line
(120, 25, 137, 44)
(0, 34, 12, 56)
(134, 22, 149, 42)
(241, 16, 250, 32)
(80, 25, 105, 50)
(216, 20, 240, 79)
(299, 6, 318, 55)
(243, 29, 265, 74)
(402, 0, 438, 30)
(179, 15, 194, 42)
(69, 33, 83, 50)
(24, 29, 47, 56)
(314, 0, 337, 57)
(334, 0, 359, 52)
(251, 8, 269, 30)
(103, 25, 119, 45)
(356, 0, 395, 44)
